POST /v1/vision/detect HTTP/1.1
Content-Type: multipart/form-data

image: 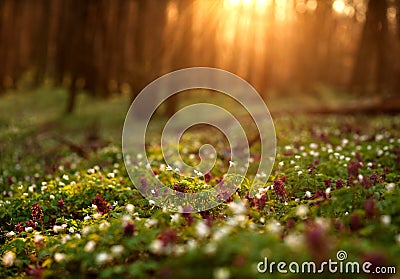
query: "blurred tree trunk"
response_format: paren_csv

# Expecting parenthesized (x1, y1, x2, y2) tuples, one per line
(32, 0, 50, 87)
(131, 0, 168, 119)
(131, 0, 149, 103)
(395, 0, 400, 95)
(0, 0, 7, 93)
(350, 0, 389, 94)
(228, 5, 245, 75)
(163, 0, 193, 118)
(244, 1, 257, 86)
(64, 0, 90, 114)
(259, 0, 276, 98)
(314, 1, 333, 85)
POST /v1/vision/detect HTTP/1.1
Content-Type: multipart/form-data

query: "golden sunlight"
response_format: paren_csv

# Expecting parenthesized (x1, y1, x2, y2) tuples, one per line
(332, 0, 345, 14)
(225, 0, 270, 9)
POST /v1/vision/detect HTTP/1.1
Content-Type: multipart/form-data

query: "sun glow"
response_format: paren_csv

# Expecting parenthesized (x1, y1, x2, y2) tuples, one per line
(332, 0, 345, 14)
(225, 0, 270, 9)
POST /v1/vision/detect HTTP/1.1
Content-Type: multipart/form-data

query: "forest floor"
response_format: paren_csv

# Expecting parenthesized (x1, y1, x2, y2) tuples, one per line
(0, 88, 399, 279)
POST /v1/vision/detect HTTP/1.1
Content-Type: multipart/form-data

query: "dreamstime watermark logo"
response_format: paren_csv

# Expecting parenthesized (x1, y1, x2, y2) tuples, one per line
(257, 250, 397, 275)
(122, 67, 276, 212)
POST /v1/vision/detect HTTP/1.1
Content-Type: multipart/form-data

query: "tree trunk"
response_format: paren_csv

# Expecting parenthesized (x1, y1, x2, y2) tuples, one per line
(163, 0, 194, 118)
(350, 0, 389, 95)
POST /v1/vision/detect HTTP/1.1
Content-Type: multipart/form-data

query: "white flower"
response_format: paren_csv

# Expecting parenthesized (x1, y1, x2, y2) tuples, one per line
(212, 226, 231, 241)
(325, 187, 331, 194)
(305, 191, 312, 198)
(84, 240, 96, 252)
(227, 215, 247, 227)
(145, 219, 158, 228)
(62, 174, 69, 180)
(107, 173, 115, 178)
(61, 235, 71, 244)
(284, 233, 304, 250)
(386, 183, 395, 192)
(267, 220, 281, 234)
(33, 234, 44, 243)
(69, 227, 75, 233)
(92, 204, 98, 210)
(294, 165, 300, 171)
(49, 194, 55, 200)
(28, 186, 35, 192)
(166, 165, 173, 171)
(149, 239, 163, 254)
(41, 186, 47, 191)
(122, 215, 132, 224)
(296, 205, 309, 219)
(258, 187, 269, 194)
(54, 253, 66, 263)
(99, 222, 110, 230)
(6, 231, 15, 237)
(111, 245, 124, 256)
(82, 226, 90, 235)
(195, 221, 210, 238)
(297, 171, 303, 176)
(229, 161, 236, 167)
(203, 243, 217, 255)
(93, 213, 101, 220)
(213, 267, 230, 279)
(134, 153, 143, 160)
(228, 201, 246, 215)
(187, 239, 197, 250)
(160, 164, 166, 171)
(87, 168, 95, 174)
(375, 134, 384, 141)
(25, 227, 33, 232)
(126, 204, 134, 213)
(2, 251, 16, 267)
(278, 161, 284, 167)
(96, 252, 111, 264)
(309, 143, 318, 149)
(53, 225, 64, 233)
(75, 233, 81, 239)
(380, 215, 391, 226)
(149, 200, 156, 206)
(174, 168, 180, 173)
(84, 215, 91, 221)
(170, 213, 180, 223)
(174, 245, 186, 256)
(61, 224, 68, 229)
(315, 217, 330, 231)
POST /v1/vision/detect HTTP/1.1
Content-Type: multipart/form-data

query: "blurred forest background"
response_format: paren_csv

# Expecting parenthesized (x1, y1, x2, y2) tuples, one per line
(1, 0, 400, 115)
